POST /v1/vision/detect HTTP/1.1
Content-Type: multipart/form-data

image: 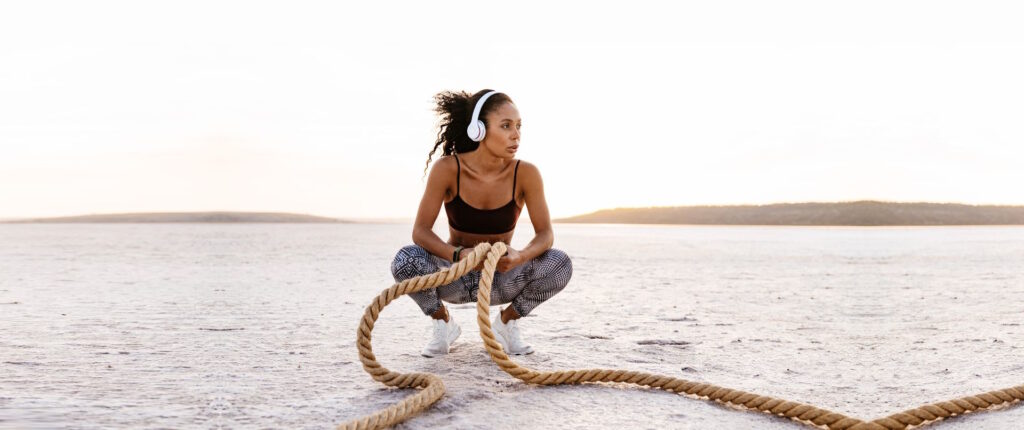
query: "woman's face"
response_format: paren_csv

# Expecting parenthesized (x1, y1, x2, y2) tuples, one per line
(480, 102, 521, 159)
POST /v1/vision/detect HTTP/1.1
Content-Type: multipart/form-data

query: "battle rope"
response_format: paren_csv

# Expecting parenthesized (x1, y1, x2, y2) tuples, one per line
(339, 242, 1023, 430)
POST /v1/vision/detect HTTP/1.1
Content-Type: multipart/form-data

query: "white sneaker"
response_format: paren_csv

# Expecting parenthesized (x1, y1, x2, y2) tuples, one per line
(491, 311, 534, 355)
(422, 316, 461, 357)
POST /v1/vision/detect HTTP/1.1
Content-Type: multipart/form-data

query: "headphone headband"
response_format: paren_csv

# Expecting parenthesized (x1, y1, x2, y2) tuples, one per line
(466, 90, 500, 142)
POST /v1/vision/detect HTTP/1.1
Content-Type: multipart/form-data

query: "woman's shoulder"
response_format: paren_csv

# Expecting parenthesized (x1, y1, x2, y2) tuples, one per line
(514, 159, 543, 186)
(429, 155, 459, 175)
(515, 159, 541, 175)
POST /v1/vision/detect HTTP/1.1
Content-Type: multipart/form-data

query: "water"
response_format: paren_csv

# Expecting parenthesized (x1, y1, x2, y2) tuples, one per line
(1, 224, 1022, 429)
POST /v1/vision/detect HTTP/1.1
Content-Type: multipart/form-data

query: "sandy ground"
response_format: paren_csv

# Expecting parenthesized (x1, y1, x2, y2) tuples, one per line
(1, 224, 1022, 429)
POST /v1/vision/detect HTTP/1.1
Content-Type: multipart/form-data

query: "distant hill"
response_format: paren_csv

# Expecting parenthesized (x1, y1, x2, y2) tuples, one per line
(3, 212, 349, 223)
(556, 201, 1024, 226)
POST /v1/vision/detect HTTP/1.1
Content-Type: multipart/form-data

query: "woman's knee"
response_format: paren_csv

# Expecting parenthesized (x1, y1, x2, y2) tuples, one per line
(540, 248, 573, 287)
(391, 244, 433, 280)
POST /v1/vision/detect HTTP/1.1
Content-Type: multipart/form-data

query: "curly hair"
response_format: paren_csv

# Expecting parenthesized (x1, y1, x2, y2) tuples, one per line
(423, 89, 513, 176)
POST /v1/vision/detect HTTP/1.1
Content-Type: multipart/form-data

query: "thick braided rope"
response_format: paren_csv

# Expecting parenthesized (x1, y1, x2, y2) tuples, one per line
(339, 243, 494, 430)
(339, 242, 1022, 430)
(866, 387, 1024, 429)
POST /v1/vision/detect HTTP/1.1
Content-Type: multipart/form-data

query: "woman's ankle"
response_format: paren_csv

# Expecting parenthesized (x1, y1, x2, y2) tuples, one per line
(430, 306, 449, 322)
(500, 306, 520, 324)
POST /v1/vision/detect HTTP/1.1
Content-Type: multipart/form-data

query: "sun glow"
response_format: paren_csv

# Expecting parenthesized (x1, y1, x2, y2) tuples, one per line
(2, 1, 1023, 220)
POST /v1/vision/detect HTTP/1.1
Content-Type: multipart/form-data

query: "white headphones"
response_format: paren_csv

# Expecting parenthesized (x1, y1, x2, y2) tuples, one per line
(466, 90, 500, 142)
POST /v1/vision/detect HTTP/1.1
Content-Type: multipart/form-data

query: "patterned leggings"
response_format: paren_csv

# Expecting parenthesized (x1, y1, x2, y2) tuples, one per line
(390, 245, 573, 317)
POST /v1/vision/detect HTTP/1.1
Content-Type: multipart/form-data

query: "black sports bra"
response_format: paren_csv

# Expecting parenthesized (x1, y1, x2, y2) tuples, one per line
(444, 156, 522, 235)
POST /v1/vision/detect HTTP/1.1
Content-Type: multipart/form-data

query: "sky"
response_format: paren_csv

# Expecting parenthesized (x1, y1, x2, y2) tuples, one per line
(2, 1, 1023, 220)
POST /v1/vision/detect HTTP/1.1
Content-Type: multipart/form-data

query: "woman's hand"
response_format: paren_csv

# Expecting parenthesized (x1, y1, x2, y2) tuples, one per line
(497, 247, 523, 273)
(457, 247, 485, 271)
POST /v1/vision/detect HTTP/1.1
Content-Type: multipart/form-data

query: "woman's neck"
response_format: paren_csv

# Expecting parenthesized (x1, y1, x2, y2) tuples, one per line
(460, 150, 509, 176)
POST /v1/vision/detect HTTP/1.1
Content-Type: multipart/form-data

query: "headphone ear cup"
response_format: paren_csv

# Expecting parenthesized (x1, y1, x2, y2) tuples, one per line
(466, 120, 486, 142)
(475, 120, 486, 141)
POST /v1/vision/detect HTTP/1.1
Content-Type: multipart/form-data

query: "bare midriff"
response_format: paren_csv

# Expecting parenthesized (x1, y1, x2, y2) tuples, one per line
(448, 227, 514, 249)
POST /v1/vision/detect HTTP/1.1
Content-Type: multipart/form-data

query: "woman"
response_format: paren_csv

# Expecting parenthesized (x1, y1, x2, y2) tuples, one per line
(390, 89, 573, 357)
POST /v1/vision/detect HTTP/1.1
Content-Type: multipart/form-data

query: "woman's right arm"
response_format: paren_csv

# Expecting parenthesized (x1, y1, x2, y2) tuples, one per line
(411, 157, 460, 262)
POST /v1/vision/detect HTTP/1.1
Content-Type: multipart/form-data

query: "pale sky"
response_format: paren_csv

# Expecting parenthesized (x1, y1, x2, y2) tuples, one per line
(2, 1, 1023, 220)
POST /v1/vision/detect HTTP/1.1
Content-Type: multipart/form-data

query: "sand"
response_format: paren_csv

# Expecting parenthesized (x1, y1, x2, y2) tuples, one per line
(1, 224, 1022, 429)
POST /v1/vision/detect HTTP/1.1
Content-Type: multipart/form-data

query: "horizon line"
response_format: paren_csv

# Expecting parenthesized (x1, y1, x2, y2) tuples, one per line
(4, 200, 1024, 222)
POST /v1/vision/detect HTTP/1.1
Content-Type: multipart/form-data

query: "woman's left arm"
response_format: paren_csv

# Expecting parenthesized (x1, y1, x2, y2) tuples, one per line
(499, 162, 553, 271)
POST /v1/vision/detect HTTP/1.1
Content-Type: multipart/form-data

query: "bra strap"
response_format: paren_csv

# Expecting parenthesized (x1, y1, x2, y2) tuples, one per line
(454, 155, 461, 196)
(512, 160, 520, 195)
